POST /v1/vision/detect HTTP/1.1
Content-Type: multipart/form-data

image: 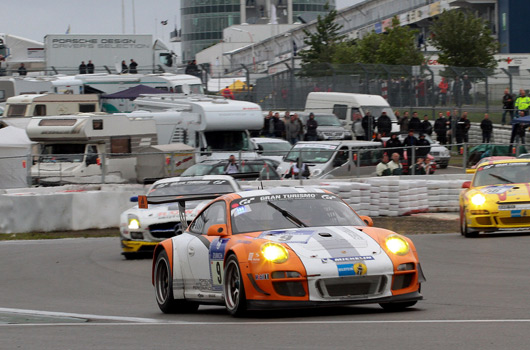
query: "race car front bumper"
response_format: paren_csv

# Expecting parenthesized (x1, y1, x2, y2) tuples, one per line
(246, 290, 423, 310)
(121, 239, 159, 254)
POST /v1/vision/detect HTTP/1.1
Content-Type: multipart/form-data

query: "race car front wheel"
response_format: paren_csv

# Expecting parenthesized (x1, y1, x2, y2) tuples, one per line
(460, 209, 479, 238)
(154, 250, 198, 313)
(224, 255, 247, 316)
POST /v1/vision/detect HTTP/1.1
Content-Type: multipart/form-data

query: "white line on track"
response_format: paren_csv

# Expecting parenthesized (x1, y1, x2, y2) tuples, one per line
(0, 307, 162, 324)
(2, 308, 530, 328)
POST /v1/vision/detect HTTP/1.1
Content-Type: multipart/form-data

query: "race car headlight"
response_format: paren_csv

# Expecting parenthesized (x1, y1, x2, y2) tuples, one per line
(128, 218, 140, 230)
(385, 235, 410, 256)
(261, 242, 289, 263)
(471, 193, 486, 206)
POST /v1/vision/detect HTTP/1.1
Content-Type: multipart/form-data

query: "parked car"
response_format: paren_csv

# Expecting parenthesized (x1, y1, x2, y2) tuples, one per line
(250, 137, 292, 164)
(181, 159, 281, 180)
(298, 112, 353, 141)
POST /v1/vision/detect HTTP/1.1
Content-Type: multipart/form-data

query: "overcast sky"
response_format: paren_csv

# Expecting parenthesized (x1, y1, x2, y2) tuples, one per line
(2, 0, 357, 50)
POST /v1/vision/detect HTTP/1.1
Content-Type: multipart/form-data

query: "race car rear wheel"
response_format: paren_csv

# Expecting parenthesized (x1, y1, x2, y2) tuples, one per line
(224, 255, 247, 316)
(154, 250, 198, 314)
(379, 301, 417, 311)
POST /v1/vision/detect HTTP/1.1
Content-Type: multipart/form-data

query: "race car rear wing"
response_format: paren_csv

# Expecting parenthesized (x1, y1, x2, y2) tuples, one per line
(138, 193, 231, 226)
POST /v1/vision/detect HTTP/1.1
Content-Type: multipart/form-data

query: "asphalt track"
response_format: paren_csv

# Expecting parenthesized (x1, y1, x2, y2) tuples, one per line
(1, 231, 530, 350)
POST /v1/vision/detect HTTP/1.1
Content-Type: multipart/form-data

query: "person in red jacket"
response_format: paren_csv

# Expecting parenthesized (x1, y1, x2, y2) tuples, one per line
(221, 86, 235, 100)
(438, 77, 448, 106)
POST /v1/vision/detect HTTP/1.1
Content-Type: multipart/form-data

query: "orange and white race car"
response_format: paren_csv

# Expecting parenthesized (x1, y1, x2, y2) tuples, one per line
(151, 187, 425, 316)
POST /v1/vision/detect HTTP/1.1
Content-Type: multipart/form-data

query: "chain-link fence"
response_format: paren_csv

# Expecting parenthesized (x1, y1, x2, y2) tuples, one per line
(212, 63, 530, 117)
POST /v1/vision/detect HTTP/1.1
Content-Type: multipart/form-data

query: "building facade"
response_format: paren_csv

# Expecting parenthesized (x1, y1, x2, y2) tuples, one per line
(180, 0, 334, 62)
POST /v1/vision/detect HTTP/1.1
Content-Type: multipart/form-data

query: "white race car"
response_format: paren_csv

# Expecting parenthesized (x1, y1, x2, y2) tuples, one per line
(119, 175, 240, 259)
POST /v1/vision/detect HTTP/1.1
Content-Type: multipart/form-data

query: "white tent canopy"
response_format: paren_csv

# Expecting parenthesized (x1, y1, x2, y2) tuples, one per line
(0, 126, 34, 189)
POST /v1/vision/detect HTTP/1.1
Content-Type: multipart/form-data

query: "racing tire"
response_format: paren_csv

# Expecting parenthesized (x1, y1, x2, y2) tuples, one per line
(123, 252, 137, 260)
(379, 301, 417, 311)
(440, 163, 448, 169)
(223, 255, 247, 317)
(460, 212, 479, 238)
(154, 250, 199, 314)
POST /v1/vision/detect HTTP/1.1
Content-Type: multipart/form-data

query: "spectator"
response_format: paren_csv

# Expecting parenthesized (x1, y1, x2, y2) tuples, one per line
(447, 110, 458, 145)
(282, 112, 290, 140)
(121, 60, 128, 73)
(502, 88, 515, 125)
(385, 133, 403, 157)
(273, 112, 285, 138)
(402, 130, 418, 164)
(416, 134, 431, 159)
(377, 111, 392, 137)
(376, 153, 392, 176)
(413, 157, 427, 175)
(510, 111, 528, 145)
(286, 114, 301, 145)
(408, 112, 422, 132)
(362, 112, 375, 140)
(398, 111, 409, 133)
(293, 113, 304, 142)
(424, 157, 435, 174)
(480, 113, 493, 143)
(421, 115, 433, 135)
(79, 61, 87, 74)
(453, 76, 462, 107)
(185, 60, 200, 76)
(287, 158, 310, 179)
(373, 132, 383, 143)
(305, 113, 318, 141)
(352, 112, 364, 140)
(515, 89, 530, 116)
(221, 86, 235, 100)
(224, 155, 239, 174)
(438, 77, 448, 106)
(462, 75, 472, 105)
(456, 111, 471, 152)
(262, 111, 275, 137)
(388, 152, 403, 175)
(129, 59, 138, 73)
(86, 60, 95, 74)
(17, 63, 27, 76)
(434, 112, 448, 145)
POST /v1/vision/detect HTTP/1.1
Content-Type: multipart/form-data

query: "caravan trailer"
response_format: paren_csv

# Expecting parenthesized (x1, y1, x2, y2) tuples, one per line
(27, 113, 158, 184)
(3, 93, 100, 117)
(0, 76, 55, 102)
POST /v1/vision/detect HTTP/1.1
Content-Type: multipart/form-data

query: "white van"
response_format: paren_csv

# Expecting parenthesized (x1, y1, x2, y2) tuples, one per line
(304, 92, 398, 133)
(277, 140, 384, 178)
(3, 94, 100, 117)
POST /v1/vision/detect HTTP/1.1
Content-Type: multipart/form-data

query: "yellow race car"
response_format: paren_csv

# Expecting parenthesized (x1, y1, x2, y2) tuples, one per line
(460, 159, 530, 237)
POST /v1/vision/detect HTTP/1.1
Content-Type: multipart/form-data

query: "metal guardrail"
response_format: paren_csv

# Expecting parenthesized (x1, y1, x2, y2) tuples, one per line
(1, 140, 525, 188)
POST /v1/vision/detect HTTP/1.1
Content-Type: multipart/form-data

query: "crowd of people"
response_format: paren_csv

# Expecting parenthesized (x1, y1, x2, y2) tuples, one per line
(260, 111, 318, 144)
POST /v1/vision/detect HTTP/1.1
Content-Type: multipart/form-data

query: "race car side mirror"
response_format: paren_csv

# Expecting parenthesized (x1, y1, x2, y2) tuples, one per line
(462, 181, 471, 189)
(360, 216, 373, 227)
(207, 224, 228, 237)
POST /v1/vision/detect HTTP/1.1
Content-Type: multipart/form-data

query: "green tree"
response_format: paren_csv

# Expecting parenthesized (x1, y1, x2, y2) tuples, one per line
(333, 17, 423, 66)
(298, 4, 345, 76)
(429, 9, 498, 69)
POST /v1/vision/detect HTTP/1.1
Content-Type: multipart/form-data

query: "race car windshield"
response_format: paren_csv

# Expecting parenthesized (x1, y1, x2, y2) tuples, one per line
(230, 195, 365, 234)
(148, 180, 234, 197)
(473, 162, 530, 187)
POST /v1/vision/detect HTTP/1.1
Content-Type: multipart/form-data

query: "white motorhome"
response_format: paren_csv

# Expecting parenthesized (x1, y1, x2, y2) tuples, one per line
(132, 94, 264, 162)
(27, 113, 159, 184)
(3, 94, 100, 117)
(304, 92, 399, 133)
(52, 73, 204, 96)
(0, 77, 55, 102)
